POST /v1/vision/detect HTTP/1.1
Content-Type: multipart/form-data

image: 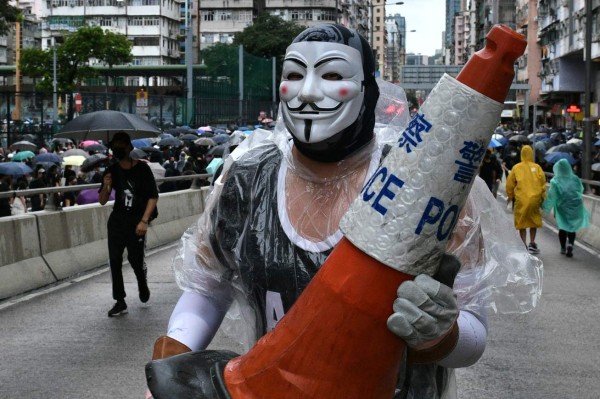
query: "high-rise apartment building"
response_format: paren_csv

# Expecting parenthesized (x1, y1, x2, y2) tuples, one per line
(38, 0, 182, 86)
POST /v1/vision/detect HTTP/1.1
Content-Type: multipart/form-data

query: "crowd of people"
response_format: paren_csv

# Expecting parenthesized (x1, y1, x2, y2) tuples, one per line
(0, 125, 254, 217)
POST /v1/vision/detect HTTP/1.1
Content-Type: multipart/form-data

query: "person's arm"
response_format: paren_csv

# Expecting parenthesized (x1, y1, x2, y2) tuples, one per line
(165, 290, 231, 352)
(99, 173, 112, 205)
(136, 197, 157, 236)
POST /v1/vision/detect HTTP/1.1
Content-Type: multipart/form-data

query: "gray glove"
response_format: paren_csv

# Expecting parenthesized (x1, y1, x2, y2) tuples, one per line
(387, 272, 458, 350)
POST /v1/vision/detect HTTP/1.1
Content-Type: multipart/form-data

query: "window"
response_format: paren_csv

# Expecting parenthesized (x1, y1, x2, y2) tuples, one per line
(291, 10, 299, 20)
(133, 36, 160, 46)
(202, 11, 214, 21)
(217, 11, 232, 21)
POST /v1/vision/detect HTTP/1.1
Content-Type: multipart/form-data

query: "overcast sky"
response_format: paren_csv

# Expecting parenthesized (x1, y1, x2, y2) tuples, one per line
(386, 0, 446, 56)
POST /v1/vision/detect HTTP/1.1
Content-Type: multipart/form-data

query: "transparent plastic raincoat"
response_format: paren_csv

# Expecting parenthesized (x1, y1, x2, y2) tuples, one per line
(171, 81, 542, 399)
(506, 145, 546, 229)
(542, 158, 590, 232)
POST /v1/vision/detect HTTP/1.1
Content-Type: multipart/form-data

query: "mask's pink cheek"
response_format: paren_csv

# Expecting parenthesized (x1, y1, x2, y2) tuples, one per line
(339, 88, 349, 97)
(280, 85, 288, 95)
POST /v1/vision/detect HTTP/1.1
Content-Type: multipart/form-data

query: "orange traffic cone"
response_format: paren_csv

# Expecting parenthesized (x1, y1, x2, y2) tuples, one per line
(222, 24, 526, 399)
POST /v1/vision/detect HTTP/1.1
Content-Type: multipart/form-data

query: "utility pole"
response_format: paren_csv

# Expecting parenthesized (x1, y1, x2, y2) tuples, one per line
(581, 0, 594, 188)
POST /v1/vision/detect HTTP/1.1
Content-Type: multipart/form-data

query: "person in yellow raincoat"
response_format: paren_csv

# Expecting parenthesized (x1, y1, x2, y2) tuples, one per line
(506, 145, 546, 253)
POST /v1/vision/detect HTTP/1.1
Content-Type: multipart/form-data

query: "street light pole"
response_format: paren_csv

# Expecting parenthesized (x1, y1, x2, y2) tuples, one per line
(52, 36, 58, 135)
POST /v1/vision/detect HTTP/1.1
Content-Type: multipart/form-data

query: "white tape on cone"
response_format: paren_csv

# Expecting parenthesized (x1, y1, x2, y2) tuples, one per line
(340, 74, 503, 276)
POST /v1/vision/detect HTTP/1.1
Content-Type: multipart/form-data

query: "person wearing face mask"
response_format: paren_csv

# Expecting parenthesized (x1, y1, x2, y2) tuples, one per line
(146, 25, 541, 399)
(99, 132, 158, 317)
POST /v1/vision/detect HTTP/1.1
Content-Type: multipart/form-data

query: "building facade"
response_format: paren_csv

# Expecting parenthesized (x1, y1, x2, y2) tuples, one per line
(537, 0, 599, 128)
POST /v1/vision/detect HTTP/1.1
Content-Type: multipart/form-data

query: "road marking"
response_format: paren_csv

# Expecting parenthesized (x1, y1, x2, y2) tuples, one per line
(0, 242, 178, 311)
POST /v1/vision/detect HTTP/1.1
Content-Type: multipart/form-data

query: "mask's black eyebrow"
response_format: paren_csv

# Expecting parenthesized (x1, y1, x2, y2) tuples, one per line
(284, 57, 307, 68)
(315, 56, 346, 68)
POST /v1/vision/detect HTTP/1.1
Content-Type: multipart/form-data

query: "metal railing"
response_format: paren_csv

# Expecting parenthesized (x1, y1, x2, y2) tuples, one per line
(0, 173, 212, 200)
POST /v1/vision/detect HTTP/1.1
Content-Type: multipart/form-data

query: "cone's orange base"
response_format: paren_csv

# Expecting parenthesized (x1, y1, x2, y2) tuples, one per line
(224, 238, 412, 398)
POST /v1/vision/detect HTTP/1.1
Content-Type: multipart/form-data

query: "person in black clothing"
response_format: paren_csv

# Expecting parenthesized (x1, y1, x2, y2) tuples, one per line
(479, 149, 503, 197)
(29, 168, 47, 211)
(99, 132, 159, 317)
(0, 174, 12, 217)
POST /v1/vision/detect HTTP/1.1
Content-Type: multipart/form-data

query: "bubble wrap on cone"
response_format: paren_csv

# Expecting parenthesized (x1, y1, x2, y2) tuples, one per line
(340, 74, 503, 276)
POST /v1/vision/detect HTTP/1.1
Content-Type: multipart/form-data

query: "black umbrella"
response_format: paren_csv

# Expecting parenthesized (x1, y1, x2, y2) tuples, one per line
(52, 137, 73, 146)
(508, 135, 530, 143)
(208, 144, 228, 157)
(141, 146, 161, 153)
(11, 140, 38, 151)
(158, 137, 183, 147)
(55, 110, 161, 142)
(84, 143, 108, 153)
(180, 134, 199, 141)
(81, 153, 109, 173)
(547, 143, 581, 154)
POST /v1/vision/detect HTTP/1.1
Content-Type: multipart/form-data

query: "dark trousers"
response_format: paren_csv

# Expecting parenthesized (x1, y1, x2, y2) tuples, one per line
(558, 229, 576, 248)
(107, 212, 147, 301)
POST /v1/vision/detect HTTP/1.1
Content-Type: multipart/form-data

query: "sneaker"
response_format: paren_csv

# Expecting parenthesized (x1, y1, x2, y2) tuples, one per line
(108, 301, 128, 317)
(560, 247, 566, 255)
(139, 283, 150, 303)
(528, 243, 540, 254)
(566, 245, 573, 258)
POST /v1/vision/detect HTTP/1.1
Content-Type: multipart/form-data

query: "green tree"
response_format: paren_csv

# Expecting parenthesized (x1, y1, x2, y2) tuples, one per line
(232, 13, 306, 78)
(20, 26, 132, 120)
(0, 0, 19, 36)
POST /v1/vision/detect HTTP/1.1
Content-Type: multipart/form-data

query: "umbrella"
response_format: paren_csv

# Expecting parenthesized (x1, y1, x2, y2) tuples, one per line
(63, 155, 87, 166)
(141, 146, 161, 154)
(212, 134, 230, 144)
(80, 153, 109, 172)
(12, 151, 35, 161)
(533, 141, 549, 153)
(132, 138, 153, 148)
(508, 135, 530, 143)
(33, 153, 63, 164)
(488, 138, 504, 149)
(130, 148, 148, 160)
(194, 137, 217, 147)
(547, 143, 581, 154)
(159, 133, 174, 139)
(84, 143, 108, 153)
(144, 161, 166, 181)
(527, 132, 548, 140)
(592, 163, 600, 172)
(180, 133, 199, 141)
(594, 139, 600, 146)
(566, 138, 583, 145)
(544, 152, 576, 165)
(11, 140, 37, 151)
(158, 137, 183, 147)
(198, 126, 213, 133)
(208, 144, 228, 157)
(55, 110, 161, 141)
(63, 149, 90, 158)
(0, 162, 33, 176)
(52, 137, 73, 146)
(80, 140, 100, 148)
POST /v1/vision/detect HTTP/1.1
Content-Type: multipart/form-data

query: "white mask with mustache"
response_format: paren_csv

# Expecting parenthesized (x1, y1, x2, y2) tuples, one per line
(280, 41, 365, 145)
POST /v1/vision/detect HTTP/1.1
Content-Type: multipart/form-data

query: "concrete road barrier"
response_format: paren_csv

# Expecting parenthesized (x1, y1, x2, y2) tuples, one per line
(0, 187, 210, 300)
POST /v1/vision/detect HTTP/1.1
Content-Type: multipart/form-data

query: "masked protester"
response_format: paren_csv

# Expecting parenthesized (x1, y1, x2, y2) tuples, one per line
(147, 25, 541, 399)
(99, 132, 158, 317)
